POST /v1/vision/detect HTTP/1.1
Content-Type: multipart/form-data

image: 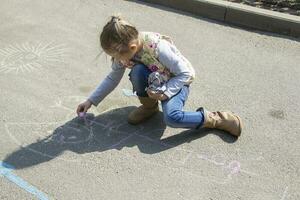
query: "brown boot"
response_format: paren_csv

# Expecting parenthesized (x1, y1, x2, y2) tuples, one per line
(197, 107, 242, 137)
(128, 96, 159, 125)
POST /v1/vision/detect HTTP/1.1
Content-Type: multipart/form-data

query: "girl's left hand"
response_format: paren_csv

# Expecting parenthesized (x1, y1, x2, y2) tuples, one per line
(147, 89, 168, 101)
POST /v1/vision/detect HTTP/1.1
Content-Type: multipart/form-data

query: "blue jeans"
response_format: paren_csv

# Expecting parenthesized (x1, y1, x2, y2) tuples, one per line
(129, 63, 204, 129)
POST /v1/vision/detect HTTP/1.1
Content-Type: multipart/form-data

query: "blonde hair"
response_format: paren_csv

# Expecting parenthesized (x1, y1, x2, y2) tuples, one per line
(100, 15, 139, 55)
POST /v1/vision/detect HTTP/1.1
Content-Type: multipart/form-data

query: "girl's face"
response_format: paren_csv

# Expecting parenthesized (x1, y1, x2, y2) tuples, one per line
(112, 51, 136, 68)
(106, 38, 142, 69)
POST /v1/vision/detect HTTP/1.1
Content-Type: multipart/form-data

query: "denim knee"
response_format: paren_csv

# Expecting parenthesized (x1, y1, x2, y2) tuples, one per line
(164, 110, 184, 128)
(129, 64, 151, 97)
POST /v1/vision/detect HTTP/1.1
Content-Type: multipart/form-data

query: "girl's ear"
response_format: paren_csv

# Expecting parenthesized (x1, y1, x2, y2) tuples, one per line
(129, 43, 137, 51)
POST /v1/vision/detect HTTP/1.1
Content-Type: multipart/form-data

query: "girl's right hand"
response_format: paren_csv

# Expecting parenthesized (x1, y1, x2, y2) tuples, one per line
(76, 100, 92, 116)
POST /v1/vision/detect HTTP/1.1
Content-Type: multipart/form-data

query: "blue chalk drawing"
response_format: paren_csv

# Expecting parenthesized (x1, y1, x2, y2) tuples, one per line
(0, 161, 49, 200)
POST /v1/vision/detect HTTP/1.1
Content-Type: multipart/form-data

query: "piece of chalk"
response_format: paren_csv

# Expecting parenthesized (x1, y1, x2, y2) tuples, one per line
(122, 89, 137, 97)
(79, 112, 85, 118)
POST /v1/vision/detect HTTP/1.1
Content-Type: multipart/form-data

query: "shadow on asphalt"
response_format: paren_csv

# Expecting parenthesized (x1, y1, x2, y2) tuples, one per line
(3, 106, 237, 170)
(125, 0, 300, 42)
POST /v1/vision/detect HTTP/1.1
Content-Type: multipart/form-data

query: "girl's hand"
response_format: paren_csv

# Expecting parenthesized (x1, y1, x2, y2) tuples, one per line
(76, 100, 92, 116)
(147, 89, 168, 101)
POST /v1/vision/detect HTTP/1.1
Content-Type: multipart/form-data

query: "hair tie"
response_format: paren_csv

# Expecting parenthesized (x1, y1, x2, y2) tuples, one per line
(111, 16, 121, 23)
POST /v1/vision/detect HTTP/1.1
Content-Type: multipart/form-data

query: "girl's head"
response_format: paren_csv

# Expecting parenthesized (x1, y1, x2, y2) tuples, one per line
(100, 15, 141, 63)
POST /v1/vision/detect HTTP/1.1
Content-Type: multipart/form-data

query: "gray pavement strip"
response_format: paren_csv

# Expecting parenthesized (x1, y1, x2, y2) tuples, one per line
(136, 0, 300, 37)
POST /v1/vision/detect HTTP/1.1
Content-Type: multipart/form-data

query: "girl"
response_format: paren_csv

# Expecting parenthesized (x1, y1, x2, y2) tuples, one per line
(76, 15, 242, 137)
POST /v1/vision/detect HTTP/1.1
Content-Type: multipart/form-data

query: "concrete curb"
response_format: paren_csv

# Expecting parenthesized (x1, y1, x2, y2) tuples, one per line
(139, 0, 300, 38)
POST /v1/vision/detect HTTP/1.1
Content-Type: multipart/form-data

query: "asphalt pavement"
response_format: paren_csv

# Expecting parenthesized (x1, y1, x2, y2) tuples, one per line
(0, 0, 299, 199)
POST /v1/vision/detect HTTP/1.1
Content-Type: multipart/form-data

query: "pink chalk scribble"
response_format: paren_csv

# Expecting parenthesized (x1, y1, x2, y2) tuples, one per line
(227, 160, 241, 175)
(58, 135, 65, 144)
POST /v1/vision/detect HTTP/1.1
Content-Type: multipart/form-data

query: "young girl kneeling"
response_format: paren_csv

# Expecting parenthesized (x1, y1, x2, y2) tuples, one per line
(76, 15, 242, 137)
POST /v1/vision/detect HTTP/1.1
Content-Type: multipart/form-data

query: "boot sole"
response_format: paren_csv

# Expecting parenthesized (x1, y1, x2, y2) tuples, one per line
(235, 115, 243, 137)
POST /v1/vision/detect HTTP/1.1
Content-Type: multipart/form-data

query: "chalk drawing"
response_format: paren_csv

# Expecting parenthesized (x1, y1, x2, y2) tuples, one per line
(4, 122, 92, 162)
(122, 89, 137, 97)
(50, 99, 73, 111)
(58, 134, 65, 144)
(122, 88, 162, 106)
(179, 151, 193, 165)
(132, 131, 257, 184)
(227, 160, 241, 174)
(211, 154, 227, 166)
(0, 161, 49, 200)
(68, 136, 77, 140)
(108, 134, 135, 148)
(280, 186, 288, 200)
(80, 112, 96, 147)
(61, 94, 129, 131)
(50, 96, 104, 122)
(4, 116, 141, 162)
(4, 118, 259, 185)
(90, 119, 144, 150)
(114, 146, 232, 185)
(53, 122, 92, 145)
(4, 95, 257, 185)
(224, 160, 241, 181)
(0, 41, 68, 74)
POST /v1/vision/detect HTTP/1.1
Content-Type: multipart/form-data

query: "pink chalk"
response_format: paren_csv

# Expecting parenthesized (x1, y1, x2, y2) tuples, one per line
(79, 112, 86, 118)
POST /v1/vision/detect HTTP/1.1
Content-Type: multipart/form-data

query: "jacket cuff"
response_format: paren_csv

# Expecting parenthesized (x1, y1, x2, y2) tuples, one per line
(88, 98, 98, 107)
(163, 90, 172, 99)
